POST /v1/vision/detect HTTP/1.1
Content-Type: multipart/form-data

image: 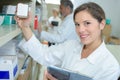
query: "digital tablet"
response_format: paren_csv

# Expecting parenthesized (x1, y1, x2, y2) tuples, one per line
(51, 21, 59, 26)
(47, 66, 70, 80)
(47, 66, 93, 80)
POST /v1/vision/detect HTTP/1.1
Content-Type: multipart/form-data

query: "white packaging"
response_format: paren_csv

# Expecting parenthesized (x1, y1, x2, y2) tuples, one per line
(0, 56, 18, 80)
(16, 3, 28, 18)
(6, 5, 16, 14)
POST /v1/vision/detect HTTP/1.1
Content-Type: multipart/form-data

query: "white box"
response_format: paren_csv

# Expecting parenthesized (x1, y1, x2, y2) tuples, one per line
(0, 56, 18, 80)
(17, 3, 28, 18)
(6, 5, 16, 14)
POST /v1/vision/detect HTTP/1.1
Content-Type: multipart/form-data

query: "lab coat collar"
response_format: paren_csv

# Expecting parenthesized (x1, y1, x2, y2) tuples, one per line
(63, 13, 73, 21)
(87, 41, 106, 64)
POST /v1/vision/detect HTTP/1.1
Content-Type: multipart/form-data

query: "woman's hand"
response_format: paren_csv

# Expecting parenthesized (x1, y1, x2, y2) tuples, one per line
(44, 70, 57, 80)
(14, 11, 33, 41)
(14, 12, 32, 28)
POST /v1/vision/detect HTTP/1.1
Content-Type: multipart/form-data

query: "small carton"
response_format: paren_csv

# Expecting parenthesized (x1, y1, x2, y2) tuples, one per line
(0, 55, 18, 80)
(16, 3, 28, 18)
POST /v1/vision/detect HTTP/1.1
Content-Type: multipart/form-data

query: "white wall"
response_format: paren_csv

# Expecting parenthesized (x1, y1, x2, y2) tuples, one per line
(93, 0, 120, 38)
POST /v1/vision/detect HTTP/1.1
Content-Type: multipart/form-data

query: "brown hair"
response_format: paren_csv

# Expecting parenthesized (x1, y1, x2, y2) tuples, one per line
(60, 0, 73, 13)
(73, 2, 106, 23)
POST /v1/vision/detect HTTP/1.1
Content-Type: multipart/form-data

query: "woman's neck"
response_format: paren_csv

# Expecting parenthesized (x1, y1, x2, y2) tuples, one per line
(81, 39, 102, 58)
(85, 39, 102, 50)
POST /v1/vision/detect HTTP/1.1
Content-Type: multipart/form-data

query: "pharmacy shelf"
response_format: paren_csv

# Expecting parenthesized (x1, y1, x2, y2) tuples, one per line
(0, 24, 21, 47)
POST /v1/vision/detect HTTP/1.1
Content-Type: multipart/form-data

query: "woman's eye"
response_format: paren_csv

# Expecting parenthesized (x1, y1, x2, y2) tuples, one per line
(75, 23, 80, 27)
(84, 22, 91, 26)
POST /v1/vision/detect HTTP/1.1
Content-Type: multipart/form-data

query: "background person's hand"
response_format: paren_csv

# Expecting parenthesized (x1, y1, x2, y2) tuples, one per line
(44, 70, 57, 80)
(38, 22, 42, 33)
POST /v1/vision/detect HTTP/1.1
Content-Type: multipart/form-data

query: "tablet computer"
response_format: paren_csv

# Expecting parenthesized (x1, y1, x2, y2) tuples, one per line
(47, 66, 70, 80)
(51, 21, 59, 26)
(47, 66, 93, 80)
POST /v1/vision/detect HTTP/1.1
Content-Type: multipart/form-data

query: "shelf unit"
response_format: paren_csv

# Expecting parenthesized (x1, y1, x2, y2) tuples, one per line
(0, 0, 43, 80)
(0, 24, 21, 47)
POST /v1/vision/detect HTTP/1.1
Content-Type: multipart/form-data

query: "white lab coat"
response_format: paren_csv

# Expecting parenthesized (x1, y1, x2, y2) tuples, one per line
(19, 35, 120, 80)
(47, 16, 62, 34)
(40, 14, 78, 43)
(48, 16, 62, 26)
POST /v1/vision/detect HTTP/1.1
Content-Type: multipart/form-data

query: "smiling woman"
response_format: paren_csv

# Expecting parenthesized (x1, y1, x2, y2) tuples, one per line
(15, 1, 120, 80)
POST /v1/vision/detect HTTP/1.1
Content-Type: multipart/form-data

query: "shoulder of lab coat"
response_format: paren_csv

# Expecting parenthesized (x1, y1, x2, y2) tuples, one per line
(91, 42, 120, 80)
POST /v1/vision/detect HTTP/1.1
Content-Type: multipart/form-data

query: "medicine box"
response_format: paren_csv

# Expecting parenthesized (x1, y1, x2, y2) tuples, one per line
(17, 3, 28, 18)
(0, 55, 18, 80)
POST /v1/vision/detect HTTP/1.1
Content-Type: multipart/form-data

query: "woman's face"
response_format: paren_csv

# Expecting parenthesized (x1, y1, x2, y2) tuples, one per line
(53, 10, 58, 17)
(60, 4, 67, 17)
(74, 10, 105, 45)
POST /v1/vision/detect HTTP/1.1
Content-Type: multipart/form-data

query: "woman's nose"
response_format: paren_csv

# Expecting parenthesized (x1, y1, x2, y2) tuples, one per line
(77, 25, 86, 33)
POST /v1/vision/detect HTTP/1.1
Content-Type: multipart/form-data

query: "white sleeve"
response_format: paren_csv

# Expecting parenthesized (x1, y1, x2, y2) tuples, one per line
(40, 30, 65, 43)
(40, 19, 75, 43)
(19, 35, 65, 66)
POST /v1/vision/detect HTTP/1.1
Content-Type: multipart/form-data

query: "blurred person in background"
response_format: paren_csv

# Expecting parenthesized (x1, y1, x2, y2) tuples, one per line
(37, 0, 78, 45)
(47, 8, 62, 34)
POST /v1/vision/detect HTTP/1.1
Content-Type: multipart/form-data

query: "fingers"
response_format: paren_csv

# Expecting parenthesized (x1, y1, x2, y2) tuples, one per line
(44, 70, 57, 80)
(47, 71, 57, 80)
(14, 16, 20, 26)
(14, 12, 31, 28)
(43, 70, 48, 80)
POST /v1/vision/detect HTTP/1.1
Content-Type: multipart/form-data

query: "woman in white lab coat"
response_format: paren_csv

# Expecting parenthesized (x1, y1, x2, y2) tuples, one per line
(16, 2, 120, 80)
(47, 8, 62, 34)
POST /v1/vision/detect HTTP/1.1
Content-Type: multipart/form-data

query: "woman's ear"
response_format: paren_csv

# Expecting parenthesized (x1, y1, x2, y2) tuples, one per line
(100, 19, 106, 30)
